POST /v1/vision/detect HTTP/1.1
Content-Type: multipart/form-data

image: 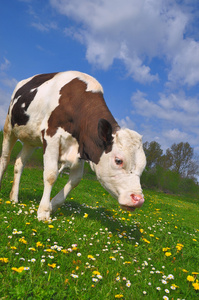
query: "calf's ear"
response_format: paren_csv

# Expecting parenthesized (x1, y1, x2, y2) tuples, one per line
(98, 118, 113, 145)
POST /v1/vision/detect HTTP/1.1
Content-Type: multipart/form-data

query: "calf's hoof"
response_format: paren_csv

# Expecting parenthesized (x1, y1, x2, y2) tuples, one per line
(37, 209, 51, 221)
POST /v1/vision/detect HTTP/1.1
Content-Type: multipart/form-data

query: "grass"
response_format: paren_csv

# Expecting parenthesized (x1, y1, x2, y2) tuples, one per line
(0, 165, 198, 299)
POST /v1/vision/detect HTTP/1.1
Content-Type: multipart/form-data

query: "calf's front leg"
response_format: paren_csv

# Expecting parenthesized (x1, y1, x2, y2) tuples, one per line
(37, 142, 59, 221)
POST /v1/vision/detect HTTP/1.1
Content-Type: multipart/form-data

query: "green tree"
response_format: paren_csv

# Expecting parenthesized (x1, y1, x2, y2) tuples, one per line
(143, 141, 163, 169)
(165, 142, 196, 177)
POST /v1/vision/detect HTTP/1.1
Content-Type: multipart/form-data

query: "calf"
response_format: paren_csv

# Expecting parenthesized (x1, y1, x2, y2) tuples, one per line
(0, 71, 146, 221)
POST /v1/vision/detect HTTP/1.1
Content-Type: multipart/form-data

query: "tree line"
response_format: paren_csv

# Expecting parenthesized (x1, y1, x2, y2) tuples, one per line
(142, 141, 199, 197)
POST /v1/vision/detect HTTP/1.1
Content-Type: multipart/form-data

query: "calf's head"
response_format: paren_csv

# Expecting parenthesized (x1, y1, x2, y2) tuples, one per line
(91, 119, 146, 211)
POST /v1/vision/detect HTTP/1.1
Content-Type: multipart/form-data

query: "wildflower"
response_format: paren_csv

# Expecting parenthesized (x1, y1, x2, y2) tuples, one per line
(143, 291, 147, 295)
(61, 249, 68, 254)
(115, 294, 124, 299)
(71, 274, 78, 279)
(187, 275, 195, 282)
(84, 213, 88, 218)
(165, 289, 170, 293)
(182, 269, 188, 273)
(48, 263, 56, 268)
(167, 274, 174, 280)
(28, 247, 36, 251)
(165, 252, 172, 257)
(12, 266, 24, 273)
(97, 274, 103, 280)
(171, 284, 178, 290)
(19, 238, 27, 244)
(87, 255, 96, 261)
(126, 281, 131, 287)
(156, 287, 161, 291)
(24, 267, 30, 270)
(162, 247, 170, 252)
(30, 258, 36, 263)
(48, 225, 54, 228)
(142, 238, 150, 244)
(192, 280, 199, 290)
(161, 280, 167, 284)
(0, 258, 8, 263)
(109, 256, 116, 261)
(36, 242, 43, 247)
(10, 246, 17, 250)
(92, 278, 98, 282)
(77, 252, 81, 257)
(116, 276, 120, 282)
(92, 271, 101, 276)
(163, 296, 169, 300)
(41, 259, 45, 263)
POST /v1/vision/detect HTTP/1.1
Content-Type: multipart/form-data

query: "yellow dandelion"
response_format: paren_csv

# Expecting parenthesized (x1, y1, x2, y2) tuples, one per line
(142, 238, 150, 244)
(192, 280, 199, 290)
(48, 263, 56, 269)
(36, 242, 43, 247)
(61, 249, 68, 254)
(0, 258, 9, 263)
(12, 266, 24, 273)
(162, 247, 170, 252)
(165, 252, 172, 257)
(19, 238, 27, 244)
(48, 225, 54, 228)
(92, 271, 101, 276)
(187, 275, 195, 282)
(115, 294, 124, 298)
(83, 213, 88, 218)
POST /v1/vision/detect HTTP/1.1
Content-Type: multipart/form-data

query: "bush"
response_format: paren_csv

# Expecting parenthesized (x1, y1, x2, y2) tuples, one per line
(142, 166, 199, 198)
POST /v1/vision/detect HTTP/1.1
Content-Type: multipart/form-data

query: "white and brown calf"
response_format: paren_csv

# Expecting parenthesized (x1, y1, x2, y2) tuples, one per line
(0, 71, 146, 221)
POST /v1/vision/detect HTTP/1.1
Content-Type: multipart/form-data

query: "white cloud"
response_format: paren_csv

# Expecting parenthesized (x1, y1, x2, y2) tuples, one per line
(163, 128, 189, 142)
(50, 0, 199, 86)
(118, 116, 136, 130)
(131, 90, 199, 129)
(130, 89, 199, 150)
(0, 58, 10, 71)
(31, 21, 58, 32)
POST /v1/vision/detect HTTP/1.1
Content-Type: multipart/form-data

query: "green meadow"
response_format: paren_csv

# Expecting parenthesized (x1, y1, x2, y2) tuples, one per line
(0, 162, 198, 300)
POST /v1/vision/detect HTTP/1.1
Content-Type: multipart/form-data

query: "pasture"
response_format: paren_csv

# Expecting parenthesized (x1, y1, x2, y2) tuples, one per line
(0, 164, 198, 299)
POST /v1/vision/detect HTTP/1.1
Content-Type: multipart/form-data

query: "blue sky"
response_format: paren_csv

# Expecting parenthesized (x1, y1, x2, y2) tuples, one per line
(0, 0, 199, 154)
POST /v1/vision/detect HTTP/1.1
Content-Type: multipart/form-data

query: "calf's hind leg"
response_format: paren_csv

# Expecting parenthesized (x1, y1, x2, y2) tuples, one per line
(0, 116, 17, 187)
(10, 143, 35, 203)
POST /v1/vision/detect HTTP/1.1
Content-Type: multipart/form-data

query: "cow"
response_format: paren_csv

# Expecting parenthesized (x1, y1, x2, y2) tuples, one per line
(0, 71, 146, 221)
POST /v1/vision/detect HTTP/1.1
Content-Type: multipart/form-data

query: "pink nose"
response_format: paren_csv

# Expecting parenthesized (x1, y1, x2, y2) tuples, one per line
(130, 194, 145, 208)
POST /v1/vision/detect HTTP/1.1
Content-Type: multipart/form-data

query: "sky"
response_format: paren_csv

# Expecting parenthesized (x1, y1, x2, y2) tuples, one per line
(0, 0, 199, 154)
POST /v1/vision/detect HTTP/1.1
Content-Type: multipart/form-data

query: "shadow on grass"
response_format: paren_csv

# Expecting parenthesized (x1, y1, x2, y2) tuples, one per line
(53, 200, 142, 245)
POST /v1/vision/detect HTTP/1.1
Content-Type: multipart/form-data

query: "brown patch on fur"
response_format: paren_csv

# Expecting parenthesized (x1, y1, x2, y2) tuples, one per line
(11, 73, 58, 127)
(41, 130, 47, 154)
(3, 114, 10, 137)
(46, 78, 119, 164)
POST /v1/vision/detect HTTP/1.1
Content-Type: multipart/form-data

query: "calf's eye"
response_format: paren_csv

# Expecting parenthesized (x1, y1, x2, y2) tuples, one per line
(115, 157, 123, 165)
